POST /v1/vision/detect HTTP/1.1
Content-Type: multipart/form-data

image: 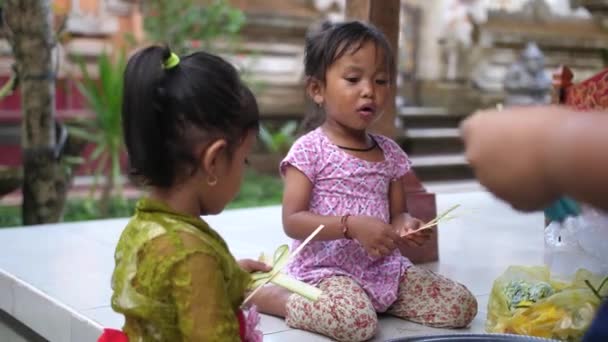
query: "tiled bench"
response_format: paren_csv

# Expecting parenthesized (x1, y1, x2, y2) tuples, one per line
(0, 191, 544, 341)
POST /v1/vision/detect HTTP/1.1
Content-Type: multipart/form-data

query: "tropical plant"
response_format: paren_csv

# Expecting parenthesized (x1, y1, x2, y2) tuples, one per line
(141, 0, 265, 104)
(70, 51, 126, 216)
(259, 121, 298, 155)
(141, 0, 246, 54)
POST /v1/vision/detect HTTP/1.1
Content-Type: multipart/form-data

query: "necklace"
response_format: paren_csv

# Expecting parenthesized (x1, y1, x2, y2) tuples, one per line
(336, 136, 378, 152)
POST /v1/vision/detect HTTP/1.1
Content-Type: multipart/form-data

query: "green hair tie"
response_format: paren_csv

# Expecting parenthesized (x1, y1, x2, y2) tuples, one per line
(163, 52, 180, 69)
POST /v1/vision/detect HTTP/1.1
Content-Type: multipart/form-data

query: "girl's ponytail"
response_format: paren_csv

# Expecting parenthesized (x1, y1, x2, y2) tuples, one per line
(122, 45, 259, 188)
(122, 46, 175, 187)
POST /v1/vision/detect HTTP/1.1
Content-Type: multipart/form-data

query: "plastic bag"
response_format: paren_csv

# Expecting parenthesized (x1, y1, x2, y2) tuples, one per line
(544, 206, 608, 280)
(486, 266, 607, 341)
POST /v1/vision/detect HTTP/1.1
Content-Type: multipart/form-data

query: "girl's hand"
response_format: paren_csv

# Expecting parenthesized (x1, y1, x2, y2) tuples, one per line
(393, 213, 430, 247)
(349, 216, 400, 258)
(238, 259, 272, 273)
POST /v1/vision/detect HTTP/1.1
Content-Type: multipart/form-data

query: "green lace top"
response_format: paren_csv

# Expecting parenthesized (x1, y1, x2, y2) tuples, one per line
(111, 198, 251, 342)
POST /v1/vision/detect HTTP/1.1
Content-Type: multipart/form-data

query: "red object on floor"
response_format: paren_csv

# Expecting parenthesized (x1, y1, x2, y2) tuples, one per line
(96, 311, 248, 341)
(97, 328, 128, 342)
(237, 309, 246, 341)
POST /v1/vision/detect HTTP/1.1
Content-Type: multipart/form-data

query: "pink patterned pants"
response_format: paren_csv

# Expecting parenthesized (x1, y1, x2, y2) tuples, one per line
(285, 266, 478, 342)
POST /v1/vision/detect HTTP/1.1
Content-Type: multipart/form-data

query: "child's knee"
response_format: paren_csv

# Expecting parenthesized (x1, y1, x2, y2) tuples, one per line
(333, 300, 378, 341)
(454, 286, 478, 327)
(439, 285, 478, 328)
(414, 283, 478, 329)
(286, 290, 378, 341)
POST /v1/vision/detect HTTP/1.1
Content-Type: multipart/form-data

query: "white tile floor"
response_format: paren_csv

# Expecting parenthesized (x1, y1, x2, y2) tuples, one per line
(0, 191, 545, 341)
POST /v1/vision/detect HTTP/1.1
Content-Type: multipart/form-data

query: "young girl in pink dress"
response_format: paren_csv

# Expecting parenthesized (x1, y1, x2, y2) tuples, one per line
(253, 21, 477, 341)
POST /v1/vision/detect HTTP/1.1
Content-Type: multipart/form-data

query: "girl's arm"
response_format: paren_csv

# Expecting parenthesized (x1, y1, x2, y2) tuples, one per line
(384, 137, 422, 231)
(140, 233, 247, 340)
(389, 177, 407, 221)
(282, 166, 400, 257)
(172, 252, 242, 341)
(282, 166, 354, 241)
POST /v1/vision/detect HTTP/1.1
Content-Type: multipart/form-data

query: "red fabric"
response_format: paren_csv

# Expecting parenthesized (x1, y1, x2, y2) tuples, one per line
(97, 312, 247, 342)
(97, 328, 128, 342)
(565, 69, 608, 111)
(236, 309, 246, 341)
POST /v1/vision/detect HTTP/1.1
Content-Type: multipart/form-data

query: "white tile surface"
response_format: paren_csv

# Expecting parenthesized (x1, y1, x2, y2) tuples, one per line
(70, 314, 104, 342)
(0, 239, 113, 311)
(265, 306, 489, 341)
(12, 281, 72, 342)
(264, 328, 333, 341)
(205, 205, 291, 260)
(0, 191, 546, 341)
(0, 271, 15, 314)
(0, 226, 87, 258)
(83, 306, 124, 331)
(73, 218, 131, 243)
(0, 317, 32, 342)
(259, 314, 292, 335)
(477, 294, 490, 316)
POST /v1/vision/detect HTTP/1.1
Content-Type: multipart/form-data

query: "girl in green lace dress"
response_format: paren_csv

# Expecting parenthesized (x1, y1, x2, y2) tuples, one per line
(107, 46, 270, 342)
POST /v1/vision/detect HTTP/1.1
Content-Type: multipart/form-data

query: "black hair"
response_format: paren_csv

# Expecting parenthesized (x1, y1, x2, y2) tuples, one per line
(122, 46, 259, 188)
(299, 20, 396, 133)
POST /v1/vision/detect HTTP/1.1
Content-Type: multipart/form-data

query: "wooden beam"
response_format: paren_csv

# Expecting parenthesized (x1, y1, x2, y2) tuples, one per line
(346, 0, 400, 138)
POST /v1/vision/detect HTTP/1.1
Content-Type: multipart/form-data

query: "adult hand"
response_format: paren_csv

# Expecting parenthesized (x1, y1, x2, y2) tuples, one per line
(460, 106, 563, 211)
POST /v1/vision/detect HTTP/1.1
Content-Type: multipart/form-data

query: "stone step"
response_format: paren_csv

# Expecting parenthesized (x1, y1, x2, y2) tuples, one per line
(417, 81, 501, 115)
(403, 141, 463, 156)
(423, 179, 484, 194)
(398, 106, 449, 116)
(395, 107, 472, 181)
(405, 128, 461, 139)
(410, 153, 468, 168)
(397, 106, 466, 129)
(398, 128, 463, 155)
(409, 153, 473, 182)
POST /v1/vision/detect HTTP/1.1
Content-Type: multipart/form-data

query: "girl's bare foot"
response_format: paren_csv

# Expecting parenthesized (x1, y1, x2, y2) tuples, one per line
(250, 285, 291, 317)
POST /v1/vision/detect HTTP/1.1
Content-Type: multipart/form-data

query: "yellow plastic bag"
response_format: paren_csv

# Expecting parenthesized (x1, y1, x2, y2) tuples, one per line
(486, 266, 607, 341)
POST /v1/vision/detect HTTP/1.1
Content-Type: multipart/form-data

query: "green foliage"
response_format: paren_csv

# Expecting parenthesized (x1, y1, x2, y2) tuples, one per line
(0, 197, 136, 227)
(0, 205, 20, 228)
(140, 0, 265, 113)
(0, 73, 16, 101)
(228, 170, 283, 209)
(71, 51, 127, 202)
(63, 197, 136, 222)
(258, 121, 298, 155)
(142, 0, 246, 54)
(0, 171, 283, 227)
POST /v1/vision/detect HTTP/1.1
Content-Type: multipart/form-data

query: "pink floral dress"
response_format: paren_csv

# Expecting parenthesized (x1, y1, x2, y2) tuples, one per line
(280, 127, 413, 312)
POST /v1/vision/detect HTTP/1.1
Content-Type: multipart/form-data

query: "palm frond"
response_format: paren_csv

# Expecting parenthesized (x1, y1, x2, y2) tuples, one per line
(75, 50, 126, 205)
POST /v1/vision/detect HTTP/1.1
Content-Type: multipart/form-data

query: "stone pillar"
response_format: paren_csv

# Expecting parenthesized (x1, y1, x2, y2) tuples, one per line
(416, 0, 448, 81)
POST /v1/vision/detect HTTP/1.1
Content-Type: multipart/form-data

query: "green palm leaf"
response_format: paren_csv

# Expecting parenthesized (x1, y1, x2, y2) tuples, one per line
(75, 50, 127, 208)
